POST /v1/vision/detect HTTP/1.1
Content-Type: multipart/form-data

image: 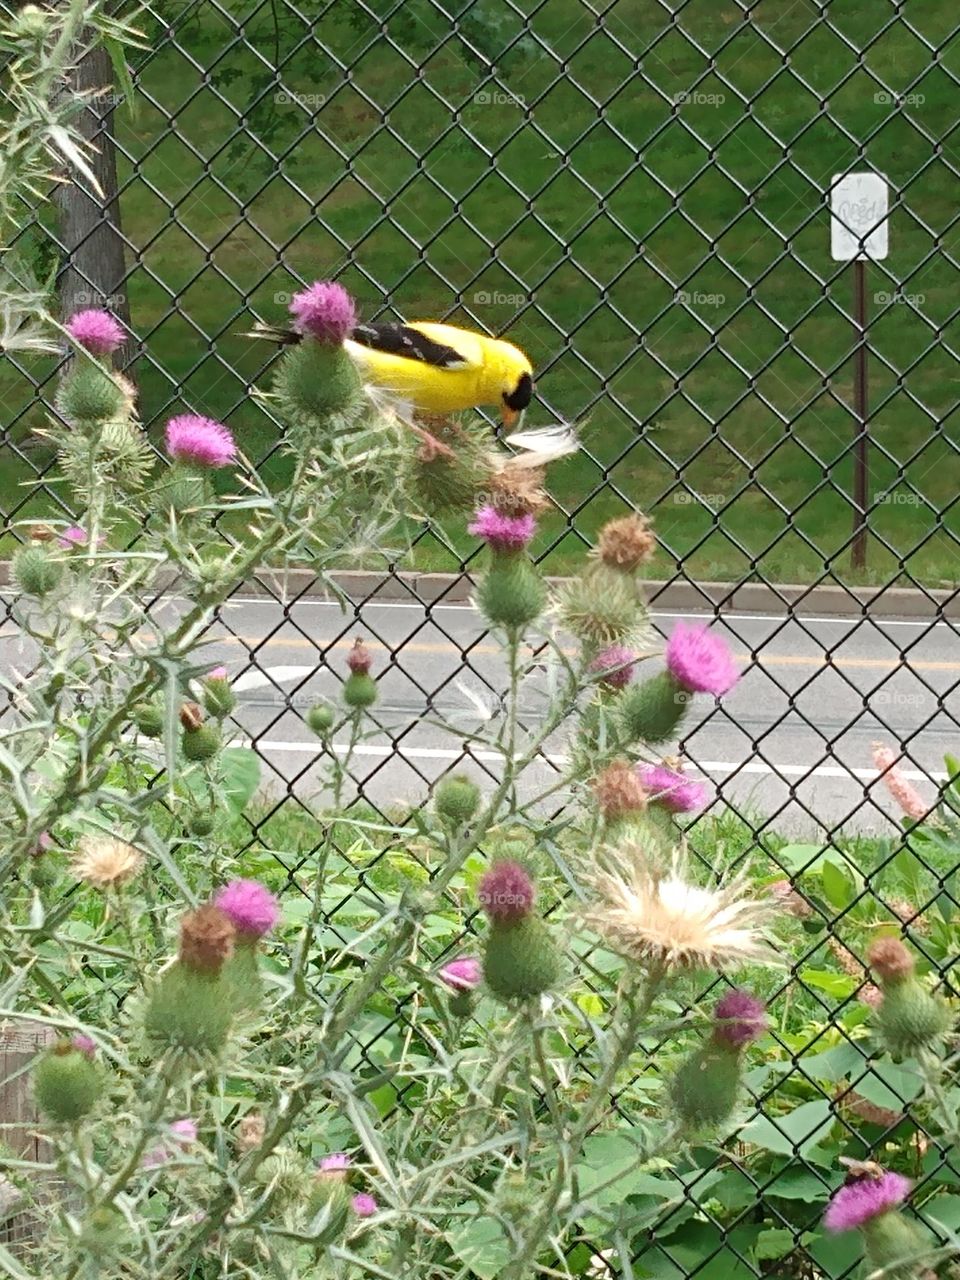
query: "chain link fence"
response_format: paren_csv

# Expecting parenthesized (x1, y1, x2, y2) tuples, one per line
(4, 0, 960, 1274)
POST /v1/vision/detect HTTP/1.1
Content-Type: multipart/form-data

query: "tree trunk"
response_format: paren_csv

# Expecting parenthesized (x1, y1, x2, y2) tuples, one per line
(54, 42, 131, 359)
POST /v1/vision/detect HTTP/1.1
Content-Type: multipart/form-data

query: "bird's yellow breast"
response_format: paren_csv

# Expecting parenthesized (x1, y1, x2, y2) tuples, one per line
(343, 323, 531, 414)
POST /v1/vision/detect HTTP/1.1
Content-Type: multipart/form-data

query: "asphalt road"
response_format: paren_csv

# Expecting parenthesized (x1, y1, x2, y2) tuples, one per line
(3, 595, 958, 833)
(130, 598, 960, 832)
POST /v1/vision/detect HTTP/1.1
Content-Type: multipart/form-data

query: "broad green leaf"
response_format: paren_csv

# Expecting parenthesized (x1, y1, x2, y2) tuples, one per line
(800, 968, 857, 998)
(854, 1060, 922, 1111)
(822, 859, 855, 909)
(921, 1192, 960, 1231)
(775, 844, 827, 873)
(765, 1165, 832, 1201)
(738, 1099, 835, 1160)
(447, 1212, 511, 1280)
(220, 747, 261, 814)
(755, 1227, 797, 1260)
(797, 1041, 867, 1082)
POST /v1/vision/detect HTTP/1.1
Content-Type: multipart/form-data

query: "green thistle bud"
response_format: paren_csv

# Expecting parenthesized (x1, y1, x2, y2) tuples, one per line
(558, 562, 647, 648)
(405, 425, 489, 515)
(202, 677, 236, 719)
(482, 917, 560, 1002)
(155, 470, 207, 514)
(134, 702, 164, 738)
(863, 1210, 929, 1279)
(343, 672, 378, 709)
(670, 1040, 742, 1130)
(33, 1044, 101, 1123)
(223, 937, 263, 1013)
(434, 774, 481, 827)
(12, 545, 63, 598)
(144, 964, 232, 1054)
(448, 989, 474, 1018)
(477, 556, 545, 631)
(306, 1176, 351, 1242)
(255, 1149, 309, 1207)
(188, 811, 216, 837)
(274, 341, 364, 432)
(78, 1206, 126, 1262)
(307, 703, 336, 734)
(56, 363, 125, 424)
(876, 979, 951, 1061)
(618, 671, 688, 745)
(182, 722, 222, 761)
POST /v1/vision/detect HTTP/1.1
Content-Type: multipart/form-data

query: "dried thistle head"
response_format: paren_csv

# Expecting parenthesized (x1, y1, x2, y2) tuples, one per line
(179, 904, 235, 974)
(72, 836, 143, 889)
(867, 936, 915, 986)
(179, 701, 204, 731)
(487, 458, 550, 517)
(236, 1112, 266, 1152)
(583, 844, 781, 971)
(592, 760, 648, 822)
(594, 513, 657, 572)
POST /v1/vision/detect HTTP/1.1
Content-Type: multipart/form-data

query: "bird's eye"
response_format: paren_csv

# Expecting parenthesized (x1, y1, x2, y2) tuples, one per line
(503, 372, 533, 411)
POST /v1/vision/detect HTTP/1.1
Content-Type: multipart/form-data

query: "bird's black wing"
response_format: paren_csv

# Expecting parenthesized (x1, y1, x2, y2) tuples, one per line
(350, 323, 468, 369)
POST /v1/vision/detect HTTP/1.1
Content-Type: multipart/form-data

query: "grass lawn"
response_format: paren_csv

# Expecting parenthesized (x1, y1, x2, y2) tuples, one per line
(4, 0, 960, 584)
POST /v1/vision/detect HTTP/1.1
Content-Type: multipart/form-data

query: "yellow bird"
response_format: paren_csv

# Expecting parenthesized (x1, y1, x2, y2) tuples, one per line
(250, 318, 534, 427)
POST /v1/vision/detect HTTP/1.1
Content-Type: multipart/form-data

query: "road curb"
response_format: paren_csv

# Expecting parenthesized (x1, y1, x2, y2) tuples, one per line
(2, 561, 956, 618)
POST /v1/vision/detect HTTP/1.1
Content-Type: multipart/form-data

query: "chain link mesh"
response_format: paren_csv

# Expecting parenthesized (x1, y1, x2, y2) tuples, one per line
(3, 0, 960, 1274)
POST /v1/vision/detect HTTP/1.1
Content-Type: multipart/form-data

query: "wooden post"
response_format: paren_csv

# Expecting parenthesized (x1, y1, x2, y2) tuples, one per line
(0, 1022, 56, 1251)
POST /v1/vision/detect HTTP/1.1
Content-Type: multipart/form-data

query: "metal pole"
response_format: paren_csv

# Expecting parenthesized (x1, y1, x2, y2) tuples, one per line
(852, 257, 869, 572)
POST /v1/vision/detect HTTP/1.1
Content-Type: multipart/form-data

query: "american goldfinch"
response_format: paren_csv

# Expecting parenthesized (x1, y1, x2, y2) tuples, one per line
(247, 318, 535, 427)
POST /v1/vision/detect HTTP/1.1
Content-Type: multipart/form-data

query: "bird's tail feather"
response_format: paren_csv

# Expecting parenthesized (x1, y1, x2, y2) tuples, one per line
(237, 320, 302, 344)
(502, 422, 578, 465)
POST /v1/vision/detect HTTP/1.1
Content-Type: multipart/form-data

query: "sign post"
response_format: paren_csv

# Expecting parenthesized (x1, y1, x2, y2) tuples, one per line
(830, 171, 889, 573)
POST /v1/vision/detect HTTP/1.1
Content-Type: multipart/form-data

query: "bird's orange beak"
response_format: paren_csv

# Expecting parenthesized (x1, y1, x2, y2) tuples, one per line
(501, 405, 519, 430)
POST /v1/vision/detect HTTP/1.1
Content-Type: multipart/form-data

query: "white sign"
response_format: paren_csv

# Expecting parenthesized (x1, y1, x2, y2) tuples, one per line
(831, 172, 889, 261)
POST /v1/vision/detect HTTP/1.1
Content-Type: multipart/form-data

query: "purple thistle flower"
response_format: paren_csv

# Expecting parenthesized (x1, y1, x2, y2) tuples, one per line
(665, 622, 740, 697)
(214, 879, 280, 938)
(637, 763, 708, 814)
(58, 525, 88, 549)
(165, 414, 236, 468)
(713, 989, 768, 1048)
(824, 1171, 912, 1233)
(169, 1118, 198, 1144)
(468, 505, 536, 552)
(589, 644, 636, 689)
(71, 1033, 97, 1058)
(478, 860, 535, 923)
(35, 831, 53, 855)
(66, 309, 125, 356)
(208, 665, 228, 680)
(318, 1153, 352, 1177)
(142, 1147, 167, 1169)
(289, 280, 357, 344)
(438, 956, 482, 990)
(352, 1192, 378, 1217)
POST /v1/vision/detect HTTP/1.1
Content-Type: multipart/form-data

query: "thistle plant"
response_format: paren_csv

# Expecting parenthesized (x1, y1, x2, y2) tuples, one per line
(0, 10, 813, 1277)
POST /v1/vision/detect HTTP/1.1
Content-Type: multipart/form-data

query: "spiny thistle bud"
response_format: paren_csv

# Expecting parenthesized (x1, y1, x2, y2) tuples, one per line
(479, 861, 559, 1001)
(347, 638, 373, 675)
(275, 285, 364, 432)
(307, 703, 335, 735)
(182, 722, 222, 761)
(202, 675, 236, 719)
(559, 562, 647, 648)
(56, 363, 126, 424)
(476, 556, 545, 631)
(867, 937, 951, 1059)
(670, 1039, 743, 1130)
(594, 513, 657, 572)
(434, 774, 481, 827)
(593, 760, 648, 828)
(306, 1173, 352, 1241)
(12, 544, 63, 598)
(618, 671, 688, 745)
(33, 1041, 101, 1123)
(134, 702, 164, 738)
(255, 1150, 309, 1207)
(10, 5, 49, 39)
(342, 639, 378, 708)
(146, 907, 236, 1054)
(406, 419, 489, 515)
(155, 470, 206, 514)
(825, 1169, 923, 1279)
(188, 811, 216, 837)
(670, 991, 766, 1130)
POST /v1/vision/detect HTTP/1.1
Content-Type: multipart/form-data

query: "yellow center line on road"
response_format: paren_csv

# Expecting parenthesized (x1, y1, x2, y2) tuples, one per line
(3, 628, 957, 672)
(210, 633, 960, 673)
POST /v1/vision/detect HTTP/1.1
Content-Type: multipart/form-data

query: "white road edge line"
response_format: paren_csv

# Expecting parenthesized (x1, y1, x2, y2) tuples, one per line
(244, 738, 948, 783)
